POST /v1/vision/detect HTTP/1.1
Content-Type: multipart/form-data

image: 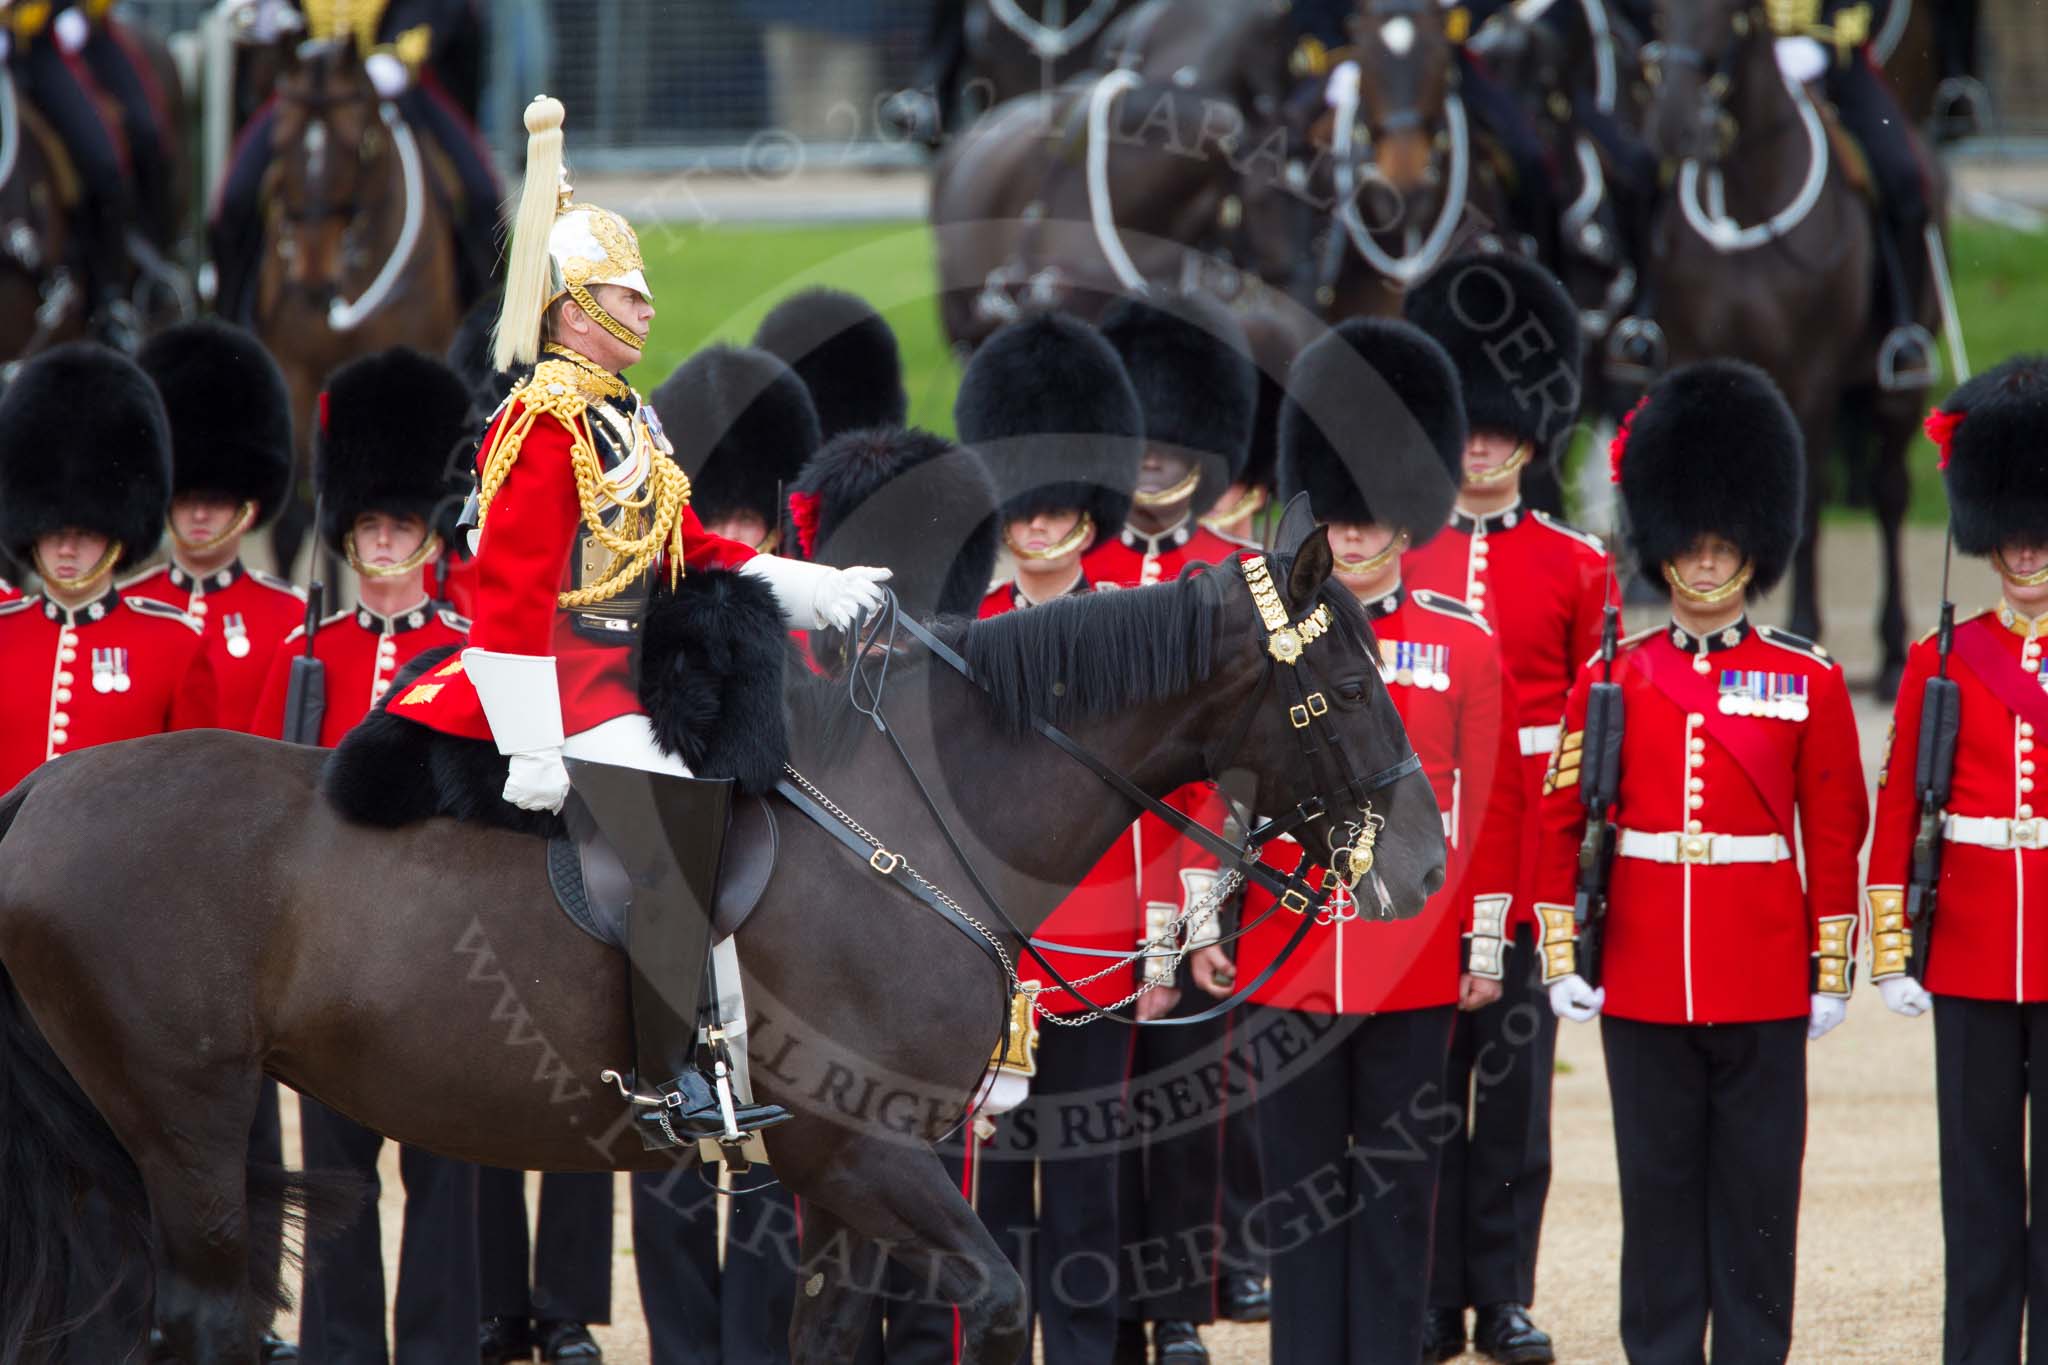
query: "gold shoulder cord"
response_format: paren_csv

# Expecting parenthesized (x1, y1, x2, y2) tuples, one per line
(475, 356, 694, 609)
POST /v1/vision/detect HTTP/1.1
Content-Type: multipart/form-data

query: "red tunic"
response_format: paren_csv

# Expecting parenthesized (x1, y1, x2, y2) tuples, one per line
(1869, 608, 2048, 1002)
(250, 598, 471, 747)
(0, 588, 218, 792)
(1238, 586, 1524, 1014)
(1532, 619, 1868, 1024)
(394, 376, 757, 742)
(1079, 520, 1249, 589)
(1406, 504, 1610, 931)
(433, 553, 481, 620)
(121, 561, 306, 733)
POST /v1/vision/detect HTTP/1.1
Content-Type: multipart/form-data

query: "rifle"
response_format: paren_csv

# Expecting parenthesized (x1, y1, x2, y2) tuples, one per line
(1574, 594, 1625, 987)
(1905, 542, 1960, 982)
(281, 500, 328, 745)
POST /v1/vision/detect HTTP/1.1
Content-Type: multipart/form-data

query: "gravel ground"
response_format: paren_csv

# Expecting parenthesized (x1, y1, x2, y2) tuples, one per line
(272, 527, 1972, 1361)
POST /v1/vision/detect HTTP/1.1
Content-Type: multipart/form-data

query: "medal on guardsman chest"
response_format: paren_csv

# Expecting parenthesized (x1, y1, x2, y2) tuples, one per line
(92, 646, 133, 694)
(1716, 669, 1809, 720)
(1379, 639, 1451, 691)
(224, 612, 252, 659)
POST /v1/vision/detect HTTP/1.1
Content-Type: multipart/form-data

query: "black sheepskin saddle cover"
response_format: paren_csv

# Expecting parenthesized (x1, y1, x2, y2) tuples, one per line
(322, 569, 790, 834)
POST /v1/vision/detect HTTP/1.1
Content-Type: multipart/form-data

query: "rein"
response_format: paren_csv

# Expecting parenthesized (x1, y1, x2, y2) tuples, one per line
(987, 0, 1124, 60)
(822, 560, 1421, 1027)
(326, 102, 424, 331)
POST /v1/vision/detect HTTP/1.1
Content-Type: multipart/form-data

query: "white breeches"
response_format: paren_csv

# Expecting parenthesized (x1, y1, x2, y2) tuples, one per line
(561, 714, 694, 777)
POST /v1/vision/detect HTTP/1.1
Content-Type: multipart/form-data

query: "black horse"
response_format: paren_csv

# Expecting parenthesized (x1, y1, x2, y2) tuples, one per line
(0, 530, 1445, 1364)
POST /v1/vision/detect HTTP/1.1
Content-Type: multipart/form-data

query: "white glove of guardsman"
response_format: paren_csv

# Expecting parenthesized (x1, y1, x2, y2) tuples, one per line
(1806, 993, 1847, 1041)
(1548, 973, 1605, 1022)
(1878, 974, 1934, 1018)
(740, 555, 893, 631)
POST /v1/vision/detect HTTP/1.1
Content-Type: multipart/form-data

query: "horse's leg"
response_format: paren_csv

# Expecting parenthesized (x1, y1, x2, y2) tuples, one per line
(802, 1139, 1028, 1365)
(790, 1200, 892, 1362)
(1872, 402, 1914, 697)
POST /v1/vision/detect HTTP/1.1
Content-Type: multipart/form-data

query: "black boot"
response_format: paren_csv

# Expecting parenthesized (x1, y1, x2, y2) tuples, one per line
(1152, 1320, 1209, 1362)
(1874, 212, 1938, 391)
(480, 1315, 534, 1364)
(1422, 1306, 1467, 1362)
(1472, 1303, 1555, 1364)
(1219, 1270, 1271, 1322)
(536, 1319, 604, 1362)
(567, 762, 792, 1153)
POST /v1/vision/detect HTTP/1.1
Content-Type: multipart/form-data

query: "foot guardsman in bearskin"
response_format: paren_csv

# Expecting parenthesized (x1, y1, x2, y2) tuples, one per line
(126, 322, 306, 734)
(952, 310, 1146, 1365)
(1403, 254, 1600, 1365)
(751, 286, 909, 446)
(1536, 361, 1868, 1363)
(395, 97, 891, 1150)
(653, 342, 822, 554)
(0, 344, 217, 792)
(1236, 318, 1523, 1365)
(1871, 357, 2048, 1363)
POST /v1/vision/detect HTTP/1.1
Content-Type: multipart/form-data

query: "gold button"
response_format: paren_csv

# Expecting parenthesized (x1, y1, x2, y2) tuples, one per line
(2024, 740, 2036, 754)
(59, 649, 76, 663)
(2027, 761, 2038, 776)
(2025, 779, 2037, 793)
(1688, 712, 1706, 726)
(54, 689, 70, 704)
(50, 730, 67, 745)
(1690, 737, 1705, 752)
(189, 601, 208, 616)
(1688, 754, 1704, 769)
(377, 656, 396, 673)
(1689, 777, 1705, 792)
(51, 713, 67, 727)
(58, 632, 76, 648)
(2022, 805, 2035, 819)
(56, 671, 72, 686)
(2026, 724, 2038, 738)
(1688, 795, 1705, 810)
(1686, 820, 1704, 834)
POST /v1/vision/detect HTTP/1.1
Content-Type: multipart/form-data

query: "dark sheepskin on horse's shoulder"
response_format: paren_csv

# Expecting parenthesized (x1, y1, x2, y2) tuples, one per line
(637, 568, 789, 795)
(320, 645, 565, 837)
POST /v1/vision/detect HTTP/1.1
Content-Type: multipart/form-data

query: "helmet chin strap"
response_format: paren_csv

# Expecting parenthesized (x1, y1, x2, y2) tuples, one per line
(34, 541, 122, 596)
(1005, 514, 1094, 562)
(1995, 547, 2048, 589)
(1463, 440, 1532, 487)
(1662, 558, 1754, 606)
(564, 282, 648, 355)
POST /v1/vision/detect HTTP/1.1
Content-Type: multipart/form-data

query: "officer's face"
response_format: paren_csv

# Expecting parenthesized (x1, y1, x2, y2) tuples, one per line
(1326, 520, 1403, 598)
(2001, 539, 2048, 614)
(34, 529, 111, 584)
(1672, 534, 1745, 595)
(352, 513, 434, 570)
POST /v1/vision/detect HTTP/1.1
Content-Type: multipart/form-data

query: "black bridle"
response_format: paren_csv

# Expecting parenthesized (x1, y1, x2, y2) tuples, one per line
(831, 554, 1423, 1027)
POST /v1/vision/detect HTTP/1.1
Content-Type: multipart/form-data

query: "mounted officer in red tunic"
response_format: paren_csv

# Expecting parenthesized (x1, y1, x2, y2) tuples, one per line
(394, 97, 892, 1150)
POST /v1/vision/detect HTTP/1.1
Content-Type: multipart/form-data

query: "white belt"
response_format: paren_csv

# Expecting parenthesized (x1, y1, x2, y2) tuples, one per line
(1518, 724, 1561, 757)
(1617, 829, 1792, 865)
(1944, 814, 2048, 851)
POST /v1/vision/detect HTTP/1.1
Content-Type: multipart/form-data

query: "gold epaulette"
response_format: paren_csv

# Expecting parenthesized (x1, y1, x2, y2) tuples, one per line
(302, 0, 390, 55)
(474, 358, 607, 526)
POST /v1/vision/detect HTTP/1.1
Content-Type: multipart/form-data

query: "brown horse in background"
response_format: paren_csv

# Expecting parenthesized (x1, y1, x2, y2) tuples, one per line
(0, 66, 86, 366)
(1640, 0, 1938, 690)
(959, 0, 1151, 120)
(255, 40, 463, 576)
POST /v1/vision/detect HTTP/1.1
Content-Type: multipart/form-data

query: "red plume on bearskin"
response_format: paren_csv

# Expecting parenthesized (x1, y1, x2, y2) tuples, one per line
(787, 489, 822, 559)
(1609, 396, 1649, 484)
(1936, 355, 2048, 557)
(1923, 408, 1963, 471)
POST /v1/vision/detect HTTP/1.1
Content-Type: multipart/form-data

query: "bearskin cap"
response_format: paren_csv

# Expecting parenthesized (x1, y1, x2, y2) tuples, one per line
(0, 343, 171, 569)
(1403, 254, 1583, 465)
(315, 348, 475, 558)
(791, 427, 999, 619)
(1616, 359, 1803, 595)
(1278, 318, 1466, 544)
(954, 312, 1143, 542)
(1932, 355, 2048, 558)
(652, 344, 820, 535)
(1098, 291, 1257, 515)
(136, 321, 294, 523)
(1237, 309, 1314, 504)
(752, 288, 908, 441)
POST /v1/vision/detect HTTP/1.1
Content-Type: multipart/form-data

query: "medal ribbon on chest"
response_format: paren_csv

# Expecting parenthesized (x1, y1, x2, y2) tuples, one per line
(1379, 639, 1451, 692)
(1716, 669, 1808, 721)
(223, 612, 252, 659)
(91, 646, 132, 694)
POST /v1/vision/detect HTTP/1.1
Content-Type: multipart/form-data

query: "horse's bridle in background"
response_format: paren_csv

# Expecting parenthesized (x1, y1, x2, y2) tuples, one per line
(833, 553, 1423, 1027)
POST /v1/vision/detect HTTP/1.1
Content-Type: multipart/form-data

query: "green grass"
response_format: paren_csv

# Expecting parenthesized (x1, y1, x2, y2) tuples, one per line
(627, 216, 2048, 523)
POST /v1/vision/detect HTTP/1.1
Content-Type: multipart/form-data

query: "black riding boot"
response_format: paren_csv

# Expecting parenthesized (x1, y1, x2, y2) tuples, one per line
(566, 762, 792, 1154)
(1874, 209, 1938, 390)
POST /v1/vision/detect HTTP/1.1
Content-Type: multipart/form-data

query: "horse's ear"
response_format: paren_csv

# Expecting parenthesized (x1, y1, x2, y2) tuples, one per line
(1275, 492, 1318, 556)
(1286, 525, 1334, 611)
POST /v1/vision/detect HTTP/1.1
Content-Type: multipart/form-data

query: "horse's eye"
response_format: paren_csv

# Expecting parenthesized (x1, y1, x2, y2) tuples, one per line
(1338, 680, 1370, 702)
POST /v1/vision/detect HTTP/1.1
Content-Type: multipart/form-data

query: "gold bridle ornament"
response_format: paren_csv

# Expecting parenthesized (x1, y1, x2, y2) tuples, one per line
(1242, 554, 1334, 665)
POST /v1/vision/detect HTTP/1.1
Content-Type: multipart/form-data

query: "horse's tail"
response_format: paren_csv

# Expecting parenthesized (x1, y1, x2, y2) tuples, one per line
(0, 958, 156, 1363)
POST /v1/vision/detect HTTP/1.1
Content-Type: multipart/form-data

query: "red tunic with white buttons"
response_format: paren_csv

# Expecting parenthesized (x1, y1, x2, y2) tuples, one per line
(121, 561, 306, 733)
(250, 599, 470, 747)
(1405, 503, 1610, 932)
(1079, 519, 1249, 589)
(1532, 619, 1869, 1024)
(978, 574, 1227, 1015)
(1869, 606, 2048, 1002)
(0, 587, 218, 792)
(1238, 585, 1524, 1014)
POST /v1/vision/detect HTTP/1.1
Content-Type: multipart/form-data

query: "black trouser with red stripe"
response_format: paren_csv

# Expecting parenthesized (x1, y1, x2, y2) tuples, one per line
(1431, 926, 1557, 1313)
(1602, 1015, 1806, 1365)
(1933, 995, 2048, 1365)
(1259, 1005, 1458, 1365)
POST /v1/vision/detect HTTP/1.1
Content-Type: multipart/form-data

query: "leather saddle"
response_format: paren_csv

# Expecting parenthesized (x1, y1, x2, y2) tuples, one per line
(547, 792, 778, 951)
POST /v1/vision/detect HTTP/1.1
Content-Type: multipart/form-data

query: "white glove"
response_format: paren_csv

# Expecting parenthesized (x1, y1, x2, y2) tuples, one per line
(1807, 993, 1847, 1041)
(974, 1068, 1030, 1118)
(364, 50, 409, 98)
(739, 554, 893, 630)
(1548, 973, 1605, 1022)
(1877, 975, 1933, 1018)
(503, 750, 570, 813)
(52, 7, 88, 54)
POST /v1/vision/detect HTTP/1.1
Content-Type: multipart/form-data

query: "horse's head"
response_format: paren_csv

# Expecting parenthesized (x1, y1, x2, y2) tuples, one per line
(1348, 0, 1455, 194)
(1206, 506, 1448, 921)
(267, 39, 389, 299)
(1643, 0, 1756, 164)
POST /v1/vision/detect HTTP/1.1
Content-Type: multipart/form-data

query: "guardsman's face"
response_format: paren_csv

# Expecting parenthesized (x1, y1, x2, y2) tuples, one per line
(1673, 534, 1745, 596)
(1326, 520, 1403, 598)
(1463, 431, 1523, 487)
(2001, 538, 2048, 614)
(170, 494, 247, 548)
(1136, 446, 1198, 502)
(702, 510, 771, 550)
(1006, 507, 1092, 574)
(352, 513, 434, 570)
(35, 529, 111, 582)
